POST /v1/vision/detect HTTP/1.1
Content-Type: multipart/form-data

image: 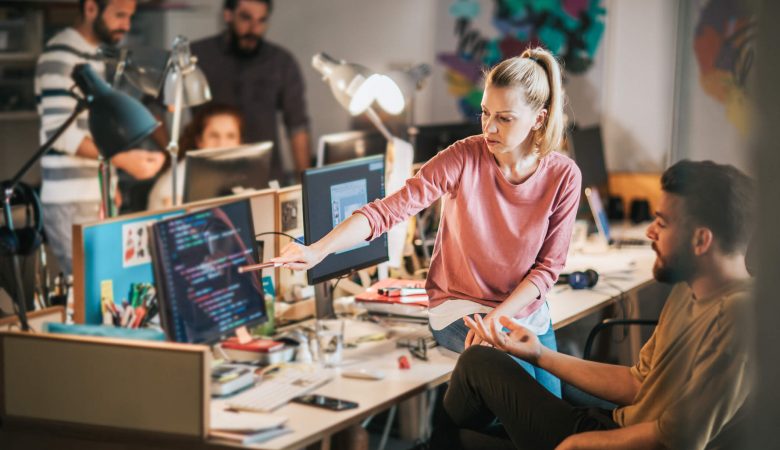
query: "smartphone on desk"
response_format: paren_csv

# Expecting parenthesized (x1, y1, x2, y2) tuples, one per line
(292, 394, 359, 411)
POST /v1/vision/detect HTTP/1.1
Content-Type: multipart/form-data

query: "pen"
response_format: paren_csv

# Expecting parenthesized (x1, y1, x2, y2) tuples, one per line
(238, 261, 282, 274)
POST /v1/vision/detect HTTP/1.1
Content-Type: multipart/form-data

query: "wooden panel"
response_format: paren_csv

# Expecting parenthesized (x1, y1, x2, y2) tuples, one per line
(608, 172, 662, 214)
(0, 332, 210, 438)
(276, 186, 307, 301)
(249, 189, 279, 283)
(72, 223, 86, 324)
(0, 306, 64, 332)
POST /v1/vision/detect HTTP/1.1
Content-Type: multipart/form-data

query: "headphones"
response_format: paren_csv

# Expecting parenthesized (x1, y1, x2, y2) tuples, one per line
(0, 182, 44, 257)
(557, 268, 599, 289)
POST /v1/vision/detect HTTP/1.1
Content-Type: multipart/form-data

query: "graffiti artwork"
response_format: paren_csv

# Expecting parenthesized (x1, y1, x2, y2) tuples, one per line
(438, 0, 606, 119)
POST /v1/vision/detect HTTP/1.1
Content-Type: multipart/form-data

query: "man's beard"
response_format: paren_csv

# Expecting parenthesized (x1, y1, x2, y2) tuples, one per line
(93, 15, 126, 46)
(228, 27, 263, 58)
(652, 241, 698, 284)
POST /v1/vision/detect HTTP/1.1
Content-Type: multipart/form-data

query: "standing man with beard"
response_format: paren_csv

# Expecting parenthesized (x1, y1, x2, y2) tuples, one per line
(34, 0, 164, 275)
(433, 160, 755, 450)
(191, 0, 311, 185)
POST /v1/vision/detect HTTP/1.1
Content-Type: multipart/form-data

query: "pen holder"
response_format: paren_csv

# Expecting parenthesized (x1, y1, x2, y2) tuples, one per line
(252, 294, 275, 337)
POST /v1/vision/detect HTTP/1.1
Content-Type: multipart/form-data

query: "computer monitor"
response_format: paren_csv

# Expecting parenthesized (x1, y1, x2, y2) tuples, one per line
(412, 122, 482, 163)
(316, 130, 387, 167)
(302, 155, 388, 295)
(569, 126, 609, 195)
(149, 199, 267, 344)
(183, 141, 273, 203)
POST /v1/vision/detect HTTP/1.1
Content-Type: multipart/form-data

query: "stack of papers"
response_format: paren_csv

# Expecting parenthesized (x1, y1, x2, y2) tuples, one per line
(355, 278, 428, 319)
(210, 410, 290, 445)
(355, 278, 428, 306)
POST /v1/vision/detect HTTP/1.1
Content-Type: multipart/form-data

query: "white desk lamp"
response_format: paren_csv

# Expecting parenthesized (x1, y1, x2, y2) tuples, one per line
(311, 52, 405, 140)
(162, 36, 212, 206)
(386, 64, 431, 136)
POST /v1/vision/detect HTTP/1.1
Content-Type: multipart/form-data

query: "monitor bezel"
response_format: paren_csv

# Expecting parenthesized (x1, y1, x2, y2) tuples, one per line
(182, 141, 274, 203)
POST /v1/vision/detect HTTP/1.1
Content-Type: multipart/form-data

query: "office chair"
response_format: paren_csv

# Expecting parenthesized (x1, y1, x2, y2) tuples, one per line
(563, 318, 658, 410)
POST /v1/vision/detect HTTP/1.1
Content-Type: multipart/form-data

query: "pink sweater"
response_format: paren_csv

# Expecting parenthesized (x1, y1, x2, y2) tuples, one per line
(356, 136, 581, 314)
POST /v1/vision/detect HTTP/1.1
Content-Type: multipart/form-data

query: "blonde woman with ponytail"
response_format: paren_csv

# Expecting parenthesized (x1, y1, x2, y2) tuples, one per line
(273, 47, 580, 397)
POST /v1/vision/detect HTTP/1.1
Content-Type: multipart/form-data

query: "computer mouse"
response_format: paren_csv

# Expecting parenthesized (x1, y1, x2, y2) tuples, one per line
(341, 368, 386, 380)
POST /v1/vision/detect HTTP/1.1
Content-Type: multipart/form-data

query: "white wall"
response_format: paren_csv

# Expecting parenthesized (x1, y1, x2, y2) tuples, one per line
(671, 1, 752, 174)
(600, 0, 678, 172)
(268, 0, 438, 143)
(159, 0, 680, 173)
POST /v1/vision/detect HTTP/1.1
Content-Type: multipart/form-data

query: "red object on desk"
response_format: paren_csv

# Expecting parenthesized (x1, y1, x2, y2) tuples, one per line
(222, 337, 284, 353)
(355, 278, 429, 307)
(398, 355, 411, 369)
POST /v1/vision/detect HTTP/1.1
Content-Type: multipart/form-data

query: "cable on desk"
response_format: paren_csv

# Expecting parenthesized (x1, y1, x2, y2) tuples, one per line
(599, 278, 630, 344)
(255, 231, 304, 245)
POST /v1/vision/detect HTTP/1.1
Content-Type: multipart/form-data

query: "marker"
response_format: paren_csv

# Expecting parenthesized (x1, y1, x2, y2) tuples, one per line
(237, 262, 283, 274)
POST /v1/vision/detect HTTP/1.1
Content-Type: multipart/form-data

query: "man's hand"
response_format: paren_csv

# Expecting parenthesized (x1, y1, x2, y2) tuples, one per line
(465, 315, 543, 364)
(111, 149, 165, 180)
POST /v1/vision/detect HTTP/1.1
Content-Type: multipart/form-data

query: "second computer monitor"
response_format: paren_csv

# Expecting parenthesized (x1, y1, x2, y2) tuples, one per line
(316, 130, 387, 167)
(302, 155, 389, 285)
(183, 141, 273, 203)
(412, 122, 483, 163)
(569, 126, 609, 195)
(149, 199, 267, 344)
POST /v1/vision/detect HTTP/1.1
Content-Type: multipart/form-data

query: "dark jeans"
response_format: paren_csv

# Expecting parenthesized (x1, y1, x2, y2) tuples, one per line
(436, 346, 617, 450)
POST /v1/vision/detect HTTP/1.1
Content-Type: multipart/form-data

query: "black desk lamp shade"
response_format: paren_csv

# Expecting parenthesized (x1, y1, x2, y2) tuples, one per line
(72, 64, 159, 158)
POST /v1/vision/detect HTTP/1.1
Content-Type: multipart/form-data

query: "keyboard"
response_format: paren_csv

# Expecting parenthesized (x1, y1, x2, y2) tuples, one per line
(611, 237, 650, 247)
(227, 369, 332, 412)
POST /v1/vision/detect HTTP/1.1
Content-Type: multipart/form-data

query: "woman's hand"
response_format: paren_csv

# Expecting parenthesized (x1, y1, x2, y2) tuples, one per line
(270, 242, 327, 271)
(463, 311, 497, 349)
(465, 315, 543, 364)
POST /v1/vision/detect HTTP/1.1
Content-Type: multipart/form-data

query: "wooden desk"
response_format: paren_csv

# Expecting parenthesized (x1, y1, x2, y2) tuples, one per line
(213, 246, 656, 450)
(550, 246, 655, 329)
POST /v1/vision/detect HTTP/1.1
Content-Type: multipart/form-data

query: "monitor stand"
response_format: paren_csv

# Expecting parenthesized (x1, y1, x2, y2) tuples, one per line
(314, 281, 336, 319)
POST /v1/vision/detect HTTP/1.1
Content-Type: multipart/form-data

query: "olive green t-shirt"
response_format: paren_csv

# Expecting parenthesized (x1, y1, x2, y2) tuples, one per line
(613, 280, 753, 449)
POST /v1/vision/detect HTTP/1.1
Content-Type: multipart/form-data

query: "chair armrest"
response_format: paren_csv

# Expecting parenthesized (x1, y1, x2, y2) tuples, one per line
(583, 318, 658, 360)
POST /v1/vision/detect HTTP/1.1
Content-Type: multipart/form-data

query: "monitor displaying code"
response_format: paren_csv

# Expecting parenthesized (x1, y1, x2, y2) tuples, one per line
(151, 200, 267, 344)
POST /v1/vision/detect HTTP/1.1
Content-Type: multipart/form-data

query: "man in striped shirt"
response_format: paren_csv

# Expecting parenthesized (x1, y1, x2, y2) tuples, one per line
(35, 0, 164, 274)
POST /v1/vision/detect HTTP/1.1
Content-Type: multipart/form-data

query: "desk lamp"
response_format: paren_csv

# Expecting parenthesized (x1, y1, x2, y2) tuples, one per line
(311, 53, 415, 314)
(108, 45, 170, 98)
(1, 63, 159, 331)
(312, 53, 404, 140)
(162, 36, 212, 206)
(386, 64, 431, 133)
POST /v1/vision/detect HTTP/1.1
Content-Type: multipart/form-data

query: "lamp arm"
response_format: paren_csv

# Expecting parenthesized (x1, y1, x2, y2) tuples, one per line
(1, 93, 86, 332)
(365, 107, 394, 141)
(8, 98, 88, 189)
(166, 68, 184, 206)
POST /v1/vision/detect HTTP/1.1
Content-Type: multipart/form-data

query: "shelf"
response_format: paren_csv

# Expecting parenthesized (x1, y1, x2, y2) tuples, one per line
(0, 111, 38, 120)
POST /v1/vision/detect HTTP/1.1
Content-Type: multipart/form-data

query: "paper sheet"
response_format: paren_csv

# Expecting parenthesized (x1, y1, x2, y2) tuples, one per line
(385, 137, 414, 268)
(210, 409, 287, 431)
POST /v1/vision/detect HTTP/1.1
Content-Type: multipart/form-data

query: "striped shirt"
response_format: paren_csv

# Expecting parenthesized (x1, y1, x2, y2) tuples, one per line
(35, 27, 104, 204)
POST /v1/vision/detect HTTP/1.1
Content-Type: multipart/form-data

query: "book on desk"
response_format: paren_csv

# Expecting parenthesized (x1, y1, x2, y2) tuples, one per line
(210, 409, 290, 444)
(355, 278, 429, 319)
(355, 278, 428, 306)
